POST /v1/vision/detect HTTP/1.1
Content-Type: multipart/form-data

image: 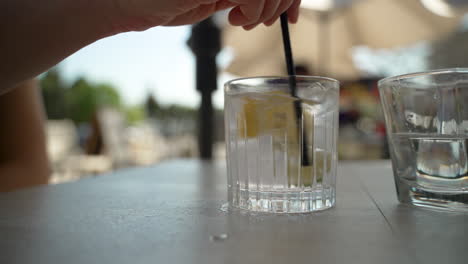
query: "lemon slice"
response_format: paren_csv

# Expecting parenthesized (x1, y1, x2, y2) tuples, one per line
(237, 91, 297, 139)
(236, 91, 331, 187)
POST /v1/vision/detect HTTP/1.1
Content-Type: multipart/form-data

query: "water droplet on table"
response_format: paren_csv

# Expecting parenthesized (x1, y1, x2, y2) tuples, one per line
(210, 234, 229, 242)
(220, 203, 229, 212)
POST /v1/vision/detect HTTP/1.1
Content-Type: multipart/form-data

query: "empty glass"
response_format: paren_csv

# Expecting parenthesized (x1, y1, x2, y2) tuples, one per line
(224, 76, 339, 213)
(379, 69, 468, 212)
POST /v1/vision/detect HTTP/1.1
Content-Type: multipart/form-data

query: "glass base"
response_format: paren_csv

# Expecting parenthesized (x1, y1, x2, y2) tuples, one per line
(229, 186, 335, 213)
(401, 187, 468, 212)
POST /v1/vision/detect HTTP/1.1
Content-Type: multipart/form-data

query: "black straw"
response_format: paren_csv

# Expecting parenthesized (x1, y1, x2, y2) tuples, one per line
(280, 13, 310, 166)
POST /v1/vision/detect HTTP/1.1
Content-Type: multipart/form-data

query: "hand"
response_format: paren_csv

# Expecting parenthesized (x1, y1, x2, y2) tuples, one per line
(108, 0, 301, 33)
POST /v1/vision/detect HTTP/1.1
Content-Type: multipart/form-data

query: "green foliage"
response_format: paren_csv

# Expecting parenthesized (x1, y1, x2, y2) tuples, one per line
(40, 69, 199, 129)
(145, 93, 160, 118)
(144, 93, 196, 121)
(66, 78, 122, 123)
(40, 70, 122, 124)
(125, 105, 146, 125)
(40, 70, 68, 119)
(66, 78, 98, 124)
(174, 105, 196, 116)
(95, 84, 122, 107)
(162, 104, 197, 120)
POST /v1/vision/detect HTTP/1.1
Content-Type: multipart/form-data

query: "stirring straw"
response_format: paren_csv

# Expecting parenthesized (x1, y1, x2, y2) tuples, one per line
(280, 13, 311, 166)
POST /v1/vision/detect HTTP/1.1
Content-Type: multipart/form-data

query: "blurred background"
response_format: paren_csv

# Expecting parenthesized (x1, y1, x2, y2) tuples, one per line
(40, 0, 468, 184)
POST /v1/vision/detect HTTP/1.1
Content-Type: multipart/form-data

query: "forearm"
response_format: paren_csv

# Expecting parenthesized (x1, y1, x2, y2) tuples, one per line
(0, 0, 114, 94)
(0, 79, 51, 192)
(0, 163, 49, 192)
(0, 0, 301, 93)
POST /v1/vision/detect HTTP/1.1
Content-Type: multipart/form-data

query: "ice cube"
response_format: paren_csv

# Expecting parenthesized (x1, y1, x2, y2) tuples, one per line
(299, 82, 337, 116)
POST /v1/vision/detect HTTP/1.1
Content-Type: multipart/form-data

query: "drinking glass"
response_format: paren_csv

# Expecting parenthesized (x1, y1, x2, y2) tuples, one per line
(224, 76, 339, 213)
(379, 69, 468, 212)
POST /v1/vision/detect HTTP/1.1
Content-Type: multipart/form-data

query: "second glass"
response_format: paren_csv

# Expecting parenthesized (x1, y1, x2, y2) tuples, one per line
(379, 69, 468, 212)
(224, 76, 339, 213)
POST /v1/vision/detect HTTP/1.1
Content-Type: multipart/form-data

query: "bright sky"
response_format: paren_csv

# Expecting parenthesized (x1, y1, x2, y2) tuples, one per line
(58, 25, 235, 109)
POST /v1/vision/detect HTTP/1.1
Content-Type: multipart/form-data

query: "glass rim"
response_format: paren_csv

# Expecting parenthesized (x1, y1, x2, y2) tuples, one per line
(378, 68, 468, 87)
(224, 75, 339, 93)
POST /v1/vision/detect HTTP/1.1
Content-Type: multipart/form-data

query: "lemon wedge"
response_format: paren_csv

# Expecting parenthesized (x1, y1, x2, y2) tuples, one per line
(237, 91, 298, 139)
(236, 91, 331, 187)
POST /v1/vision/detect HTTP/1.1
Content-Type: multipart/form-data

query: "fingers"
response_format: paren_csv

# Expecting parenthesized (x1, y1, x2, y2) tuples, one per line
(229, 0, 262, 26)
(263, 0, 294, 26)
(262, 0, 282, 22)
(229, 0, 297, 28)
(215, 0, 238, 11)
(229, 0, 265, 26)
(242, 0, 281, 30)
(164, 1, 235, 26)
(228, 6, 249, 26)
(287, 0, 301, 23)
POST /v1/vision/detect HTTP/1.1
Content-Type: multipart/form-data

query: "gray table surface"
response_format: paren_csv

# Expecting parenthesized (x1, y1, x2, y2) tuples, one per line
(1, 159, 467, 264)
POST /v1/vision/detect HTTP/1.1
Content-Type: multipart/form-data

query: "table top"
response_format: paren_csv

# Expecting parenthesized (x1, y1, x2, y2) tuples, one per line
(1, 159, 467, 264)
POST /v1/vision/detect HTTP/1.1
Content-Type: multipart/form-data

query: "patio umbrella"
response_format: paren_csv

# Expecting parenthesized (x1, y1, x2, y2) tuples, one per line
(223, 0, 461, 80)
(430, 28, 468, 69)
(427, 1, 468, 69)
(420, 0, 468, 17)
(188, 17, 221, 159)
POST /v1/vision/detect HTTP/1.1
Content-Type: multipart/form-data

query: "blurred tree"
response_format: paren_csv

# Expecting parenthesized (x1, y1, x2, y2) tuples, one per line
(66, 78, 97, 124)
(66, 78, 122, 124)
(125, 105, 146, 125)
(40, 69, 68, 119)
(95, 84, 122, 108)
(144, 103, 197, 136)
(145, 93, 160, 118)
(164, 104, 197, 120)
(40, 69, 201, 133)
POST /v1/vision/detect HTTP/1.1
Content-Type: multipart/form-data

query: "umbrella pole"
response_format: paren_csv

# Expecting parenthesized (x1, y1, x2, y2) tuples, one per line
(188, 17, 221, 160)
(318, 12, 330, 76)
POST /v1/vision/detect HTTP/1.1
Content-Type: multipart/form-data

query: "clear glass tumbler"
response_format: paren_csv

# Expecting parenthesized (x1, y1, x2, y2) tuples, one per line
(379, 69, 468, 212)
(224, 76, 339, 213)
